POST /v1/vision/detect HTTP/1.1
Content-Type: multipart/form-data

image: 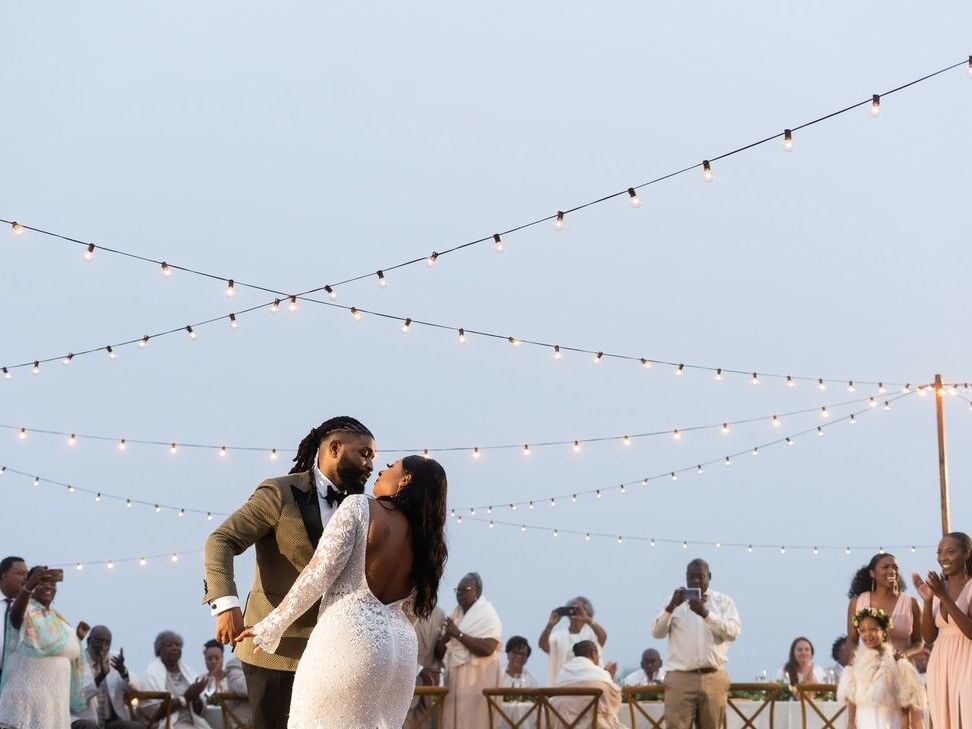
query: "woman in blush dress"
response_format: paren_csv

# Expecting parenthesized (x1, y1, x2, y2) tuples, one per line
(847, 553, 922, 656)
(238, 456, 448, 729)
(912, 531, 972, 729)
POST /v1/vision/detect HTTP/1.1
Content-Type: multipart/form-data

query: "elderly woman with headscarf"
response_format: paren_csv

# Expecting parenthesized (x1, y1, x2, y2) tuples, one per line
(435, 572, 502, 729)
(539, 595, 607, 685)
(141, 631, 212, 728)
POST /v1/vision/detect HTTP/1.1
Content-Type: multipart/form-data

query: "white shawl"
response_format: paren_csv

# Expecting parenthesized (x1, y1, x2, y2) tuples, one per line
(553, 657, 625, 729)
(141, 658, 213, 728)
(557, 655, 614, 687)
(547, 623, 600, 685)
(445, 597, 502, 670)
(837, 645, 926, 712)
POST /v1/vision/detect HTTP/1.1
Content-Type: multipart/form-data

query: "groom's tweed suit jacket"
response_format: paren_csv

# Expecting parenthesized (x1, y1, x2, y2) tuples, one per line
(204, 470, 324, 671)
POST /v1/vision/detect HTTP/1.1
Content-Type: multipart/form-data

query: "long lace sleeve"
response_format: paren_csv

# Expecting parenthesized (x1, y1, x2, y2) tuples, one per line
(252, 495, 364, 653)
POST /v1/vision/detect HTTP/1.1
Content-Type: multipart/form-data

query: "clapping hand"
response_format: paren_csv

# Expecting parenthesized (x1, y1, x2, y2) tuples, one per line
(110, 648, 128, 678)
(184, 676, 209, 703)
(605, 661, 618, 679)
(911, 573, 933, 601)
(443, 617, 461, 639)
(925, 571, 948, 598)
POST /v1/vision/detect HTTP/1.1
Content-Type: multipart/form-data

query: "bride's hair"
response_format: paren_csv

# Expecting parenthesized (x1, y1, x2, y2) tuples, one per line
(380, 455, 448, 618)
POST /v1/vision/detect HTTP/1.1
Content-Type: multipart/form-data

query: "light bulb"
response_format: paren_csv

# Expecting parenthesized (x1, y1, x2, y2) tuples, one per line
(820, 406, 829, 418)
(714, 368, 723, 381)
(62, 354, 73, 365)
(32, 362, 40, 375)
(780, 547, 786, 555)
(2, 367, 10, 380)
(878, 382, 886, 394)
(752, 447, 759, 456)
(903, 383, 911, 393)
(672, 429, 681, 441)
(11, 221, 24, 235)
(522, 445, 530, 456)
(509, 337, 520, 347)
(229, 313, 239, 328)
(139, 335, 149, 348)
(126, 499, 132, 508)
(107, 561, 114, 569)
(457, 328, 466, 344)
(747, 545, 753, 553)
(351, 307, 362, 321)
(207, 512, 213, 521)
(106, 346, 116, 359)
(270, 448, 278, 460)
(883, 401, 891, 411)
(617, 536, 623, 544)
(33, 476, 40, 486)
(817, 426, 825, 436)
(572, 440, 581, 453)
(622, 435, 631, 446)
(553, 345, 562, 360)
(683, 541, 689, 549)
(786, 437, 794, 446)
(869, 397, 877, 408)
(813, 547, 819, 555)
(155, 505, 161, 512)
(170, 443, 178, 454)
(787, 375, 795, 388)
(549, 498, 556, 507)
(725, 456, 732, 466)
(219, 446, 227, 457)
(171, 554, 179, 562)
(670, 472, 678, 480)
(493, 233, 504, 253)
(818, 378, 827, 390)
(186, 325, 197, 340)
(702, 160, 713, 181)
(422, 449, 430, 459)
(84, 243, 95, 261)
(968, 56, 972, 75)
(869, 94, 881, 117)
(772, 415, 781, 427)
(288, 296, 298, 312)
(18, 427, 27, 440)
(850, 414, 857, 425)
(489, 521, 494, 528)
(225, 279, 235, 296)
(675, 363, 685, 376)
(593, 352, 603, 364)
(400, 317, 411, 333)
(178, 509, 185, 518)
(160, 261, 172, 277)
(68, 434, 76, 446)
(627, 187, 640, 207)
(554, 211, 565, 230)
(697, 465, 704, 473)
(325, 285, 337, 300)
(117, 439, 127, 451)
(472, 447, 480, 459)
(721, 423, 730, 434)
(847, 381, 856, 392)
(640, 358, 652, 369)
(783, 129, 793, 151)
(76, 563, 83, 570)
(596, 490, 602, 499)
(139, 557, 147, 566)
(751, 372, 760, 385)
(95, 492, 102, 501)
(426, 252, 438, 266)
(377, 270, 386, 287)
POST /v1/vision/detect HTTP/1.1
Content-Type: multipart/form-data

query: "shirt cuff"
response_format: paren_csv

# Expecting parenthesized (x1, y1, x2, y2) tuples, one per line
(209, 595, 241, 616)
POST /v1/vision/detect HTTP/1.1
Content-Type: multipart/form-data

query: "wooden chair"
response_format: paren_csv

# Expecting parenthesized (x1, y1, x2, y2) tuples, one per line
(214, 691, 252, 729)
(406, 686, 448, 729)
(726, 682, 784, 729)
(540, 687, 603, 729)
(124, 690, 173, 729)
(622, 685, 666, 729)
(795, 684, 844, 729)
(484, 687, 545, 729)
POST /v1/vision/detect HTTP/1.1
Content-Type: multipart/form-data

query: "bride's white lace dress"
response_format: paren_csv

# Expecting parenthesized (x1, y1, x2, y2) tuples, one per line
(252, 494, 417, 729)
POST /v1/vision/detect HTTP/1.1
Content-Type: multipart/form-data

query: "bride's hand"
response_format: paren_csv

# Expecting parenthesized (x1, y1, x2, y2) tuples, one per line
(233, 626, 261, 651)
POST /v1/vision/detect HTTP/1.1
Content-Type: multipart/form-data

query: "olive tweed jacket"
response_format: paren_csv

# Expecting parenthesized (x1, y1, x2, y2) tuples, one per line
(203, 471, 323, 671)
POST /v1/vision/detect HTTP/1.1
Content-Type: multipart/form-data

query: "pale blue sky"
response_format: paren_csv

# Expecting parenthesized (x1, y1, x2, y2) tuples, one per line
(2, 2, 970, 682)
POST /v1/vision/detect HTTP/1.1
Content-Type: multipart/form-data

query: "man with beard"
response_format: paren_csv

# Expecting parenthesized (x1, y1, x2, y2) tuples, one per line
(203, 416, 376, 729)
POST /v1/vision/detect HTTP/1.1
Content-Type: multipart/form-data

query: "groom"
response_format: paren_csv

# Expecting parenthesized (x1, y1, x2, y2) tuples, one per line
(203, 416, 376, 729)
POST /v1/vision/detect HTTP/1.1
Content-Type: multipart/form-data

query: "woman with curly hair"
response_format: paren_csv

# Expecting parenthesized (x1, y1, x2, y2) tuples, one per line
(846, 553, 922, 656)
(837, 608, 925, 729)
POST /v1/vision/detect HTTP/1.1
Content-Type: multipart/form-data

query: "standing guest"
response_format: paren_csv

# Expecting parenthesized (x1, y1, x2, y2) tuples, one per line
(550, 641, 625, 729)
(837, 607, 925, 729)
(827, 635, 852, 682)
(847, 553, 922, 656)
(201, 640, 250, 727)
(912, 531, 972, 729)
(141, 631, 212, 728)
(204, 417, 376, 729)
(414, 605, 446, 687)
(622, 648, 665, 686)
(0, 565, 87, 728)
(436, 572, 502, 729)
(499, 636, 537, 689)
(72, 625, 141, 729)
(777, 637, 826, 685)
(539, 596, 607, 685)
(651, 559, 741, 729)
(0, 557, 27, 687)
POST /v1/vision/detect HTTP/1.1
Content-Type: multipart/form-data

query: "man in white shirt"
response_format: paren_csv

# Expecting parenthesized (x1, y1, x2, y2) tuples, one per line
(622, 648, 665, 686)
(651, 559, 740, 729)
(0, 556, 27, 687)
(72, 625, 141, 729)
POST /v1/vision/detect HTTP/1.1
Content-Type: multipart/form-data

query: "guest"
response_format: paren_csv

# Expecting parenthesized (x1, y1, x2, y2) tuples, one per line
(827, 635, 852, 682)
(141, 631, 212, 728)
(837, 607, 925, 729)
(0, 565, 87, 728)
(651, 558, 741, 729)
(499, 636, 536, 689)
(436, 572, 502, 729)
(0, 557, 27, 688)
(622, 648, 665, 686)
(408, 606, 446, 729)
(847, 553, 922, 656)
(201, 640, 250, 726)
(909, 648, 929, 677)
(539, 596, 608, 685)
(72, 625, 141, 729)
(777, 637, 825, 685)
(912, 531, 972, 729)
(550, 641, 626, 729)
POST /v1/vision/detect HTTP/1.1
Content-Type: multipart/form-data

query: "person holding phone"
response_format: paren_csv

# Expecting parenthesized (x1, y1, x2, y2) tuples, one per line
(0, 565, 88, 729)
(651, 559, 741, 729)
(538, 596, 607, 685)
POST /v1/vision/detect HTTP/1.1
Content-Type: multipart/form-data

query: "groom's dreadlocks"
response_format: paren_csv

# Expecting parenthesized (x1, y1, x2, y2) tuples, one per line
(289, 416, 374, 474)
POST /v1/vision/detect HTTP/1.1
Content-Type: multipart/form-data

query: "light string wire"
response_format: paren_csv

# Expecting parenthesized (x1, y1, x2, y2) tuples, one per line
(450, 391, 914, 513)
(0, 392, 907, 458)
(3, 58, 968, 298)
(51, 549, 202, 570)
(0, 391, 913, 522)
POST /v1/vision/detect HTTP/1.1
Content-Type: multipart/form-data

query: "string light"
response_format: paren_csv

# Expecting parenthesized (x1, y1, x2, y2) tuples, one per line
(225, 279, 235, 297)
(68, 434, 76, 446)
(32, 362, 40, 375)
(702, 160, 714, 182)
(270, 448, 278, 460)
(33, 476, 40, 486)
(593, 352, 604, 365)
(751, 373, 760, 385)
(787, 376, 795, 388)
(458, 328, 466, 344)
(627, 188, 640, 208)
(10, 221, 24, 235)
(351, 307, 362, 320)
(676, 364, 685, 376)
(572, 441, 581, 453)
(325, 285, 337, 300)
(622, 435, 631, 446)
(721, 423, 730, 434)
(772, 415, 781, 427)
(554, 211, 565, 230)
(62, 354, 73, 365)
(472, 447, 480, 459)
(714, 369, 723, 381)
(83, 243, 95, 261)
(139, 336, 149, 348)
(2, 368, 10, 380)
(672, 429, 682, 441)
(847, 381, 856, 392)
(818, 378, 827, 391)
(229, 313, 239, 328)
(783, 129, 793, 151)
(160, 262, 172, 277)
(18, 428, 27, 440)
(493, 234, 504, 253)
(106, 346, 116, 360)
(817, 426, 825, 436)
(426, 252, 438, 267)
(117, 439, 127, 451)
(401, 318, 412, 333)
(288, 296, 298, 312)
(522, 445, 531, 456)
(186, 325, 197, 340)
(870, 94, 881, 117)
(820, 406, 830, 418)
(377, 270, 387, 287)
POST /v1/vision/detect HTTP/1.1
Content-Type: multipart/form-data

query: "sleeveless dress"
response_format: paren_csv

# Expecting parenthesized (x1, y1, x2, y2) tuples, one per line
(927, 579, 972, 729)
(252, 495, 417, 729)
(856, 593, 914, 652)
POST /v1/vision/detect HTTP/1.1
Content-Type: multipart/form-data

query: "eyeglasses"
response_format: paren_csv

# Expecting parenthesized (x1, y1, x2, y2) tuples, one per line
(454, 586, 475, 595)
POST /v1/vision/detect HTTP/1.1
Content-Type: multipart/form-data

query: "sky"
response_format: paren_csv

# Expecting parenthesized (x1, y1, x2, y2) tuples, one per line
(2, 2, 971, 684)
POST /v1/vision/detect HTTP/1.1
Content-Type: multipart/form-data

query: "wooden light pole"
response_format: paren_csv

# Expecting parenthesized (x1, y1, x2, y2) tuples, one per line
(934, 374, 951, 535)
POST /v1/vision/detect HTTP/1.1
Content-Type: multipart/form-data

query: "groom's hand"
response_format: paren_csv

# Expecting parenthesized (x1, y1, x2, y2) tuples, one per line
(215, 607, 245, 645)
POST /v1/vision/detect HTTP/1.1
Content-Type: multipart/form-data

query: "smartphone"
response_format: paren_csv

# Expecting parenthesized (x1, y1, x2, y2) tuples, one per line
(556, 606, 578, 617)
(48, 568, 64, 583)
(681, 587, 702, 601)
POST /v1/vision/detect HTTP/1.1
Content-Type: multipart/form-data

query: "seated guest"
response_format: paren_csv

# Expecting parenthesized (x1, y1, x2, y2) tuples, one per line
(201, 640, 250, 726)
(0, 565, 88, 728)
(550, 641, 627, 729)
(141, 631, 212, 728)
(778, 636, 826, 685)
(910, 647, 930, 679)
(436, 572, 502, 729)
(539, 596, 608, 685)
(409, 605, 446, 728)
(0, 556, 28, 687)
(828, 635, 852, 682)
(622, 648, 665, 686)
(499, 636, 537, 689)
(72, 625, 141, 729)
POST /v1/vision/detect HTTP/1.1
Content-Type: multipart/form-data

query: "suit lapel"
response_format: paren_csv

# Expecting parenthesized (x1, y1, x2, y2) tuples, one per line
(292, 472, 324, 548)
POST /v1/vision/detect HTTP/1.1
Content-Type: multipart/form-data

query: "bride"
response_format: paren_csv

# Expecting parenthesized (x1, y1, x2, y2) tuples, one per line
(237, 456, 448, 729)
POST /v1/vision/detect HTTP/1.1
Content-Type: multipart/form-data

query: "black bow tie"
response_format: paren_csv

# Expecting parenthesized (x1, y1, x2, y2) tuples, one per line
(323, 484, 348, 509)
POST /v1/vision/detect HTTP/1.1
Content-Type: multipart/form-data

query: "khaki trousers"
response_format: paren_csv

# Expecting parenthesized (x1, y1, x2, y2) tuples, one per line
(663, 669, 729, 729)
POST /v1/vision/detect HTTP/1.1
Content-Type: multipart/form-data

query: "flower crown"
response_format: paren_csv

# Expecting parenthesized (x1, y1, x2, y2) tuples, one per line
(852, 607, 893, 631)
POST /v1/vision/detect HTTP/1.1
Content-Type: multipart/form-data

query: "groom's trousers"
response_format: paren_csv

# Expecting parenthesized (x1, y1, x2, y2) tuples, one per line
(242, 662, 296, 729)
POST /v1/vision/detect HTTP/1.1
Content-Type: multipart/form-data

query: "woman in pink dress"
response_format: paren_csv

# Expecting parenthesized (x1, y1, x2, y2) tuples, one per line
(847, 552, 922, 656)
(912, 531, 972, 729)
